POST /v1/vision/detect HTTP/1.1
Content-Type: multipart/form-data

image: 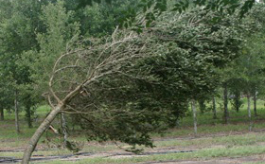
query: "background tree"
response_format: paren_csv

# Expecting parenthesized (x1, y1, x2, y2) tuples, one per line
(0, 0, 43, 130)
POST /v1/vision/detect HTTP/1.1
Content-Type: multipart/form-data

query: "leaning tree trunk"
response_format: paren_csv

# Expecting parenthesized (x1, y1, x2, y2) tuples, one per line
(191, 99, 197, 136)
(253, 90, 257, 117)
(15, 90, 20, 134)
(0, 108, 4, 121)
(22, 84, 82, 164)
(61, 112, 68, 147)
(247, 92, 252, 131)
(223, 84, 229, 124)
(21, 104, 64, 164)
(212, 96, 217, 119)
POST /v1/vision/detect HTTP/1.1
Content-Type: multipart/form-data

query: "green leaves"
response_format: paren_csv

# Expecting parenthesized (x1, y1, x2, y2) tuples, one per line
(173, 0, 190, 13)
(239, 0, 255, 18)
(76, 0, 256, 29)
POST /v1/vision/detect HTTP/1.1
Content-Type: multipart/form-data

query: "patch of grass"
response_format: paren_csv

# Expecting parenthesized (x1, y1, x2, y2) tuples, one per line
(153, 122, 265, 139)
(39, 144, 265, 164)
(0, 121, 37, 140)
(154, 132, 265, 148)
(0, 105, 51, 140)
(0, 152, 23, 158)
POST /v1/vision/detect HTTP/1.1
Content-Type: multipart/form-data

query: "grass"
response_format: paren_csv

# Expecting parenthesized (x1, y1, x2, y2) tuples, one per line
(0, 105, 50, 140)
(39, 144, 265, 164)
(153, 122, 265, 139)
(3, 132, 265, 164)
(154, 132, 265, 148)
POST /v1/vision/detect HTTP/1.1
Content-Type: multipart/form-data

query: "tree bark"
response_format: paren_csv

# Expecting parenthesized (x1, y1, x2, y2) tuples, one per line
(253, 90, 257, 117)
(21, 104, 64, 164)
(247, 92, 252, 131)
(15, 90, 20, 134)
(61, 112, 68, 147)
(223, 84, 229, 124)
(191, 99, 197, 136)
(212, 96, 217, 119)
(0, 108, 4, 121)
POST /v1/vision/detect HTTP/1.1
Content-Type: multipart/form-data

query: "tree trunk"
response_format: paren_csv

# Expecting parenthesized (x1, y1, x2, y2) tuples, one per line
(21, 104, 64, 164)
(61, 112, 68, 147)
(22, 85, 82, 164)
(247, 92, 252, 131)
(198, 100, 205, 114)
(26, 105, 32, 128)
(15, 90, 20, 134)
(0, 108, 4, 121)
(223, 84, 229, 124)
(191, 99, 197, 136)
(253, 90, 257, 117)
(234, 90, 241, 112)
(212, 96, 217, 119)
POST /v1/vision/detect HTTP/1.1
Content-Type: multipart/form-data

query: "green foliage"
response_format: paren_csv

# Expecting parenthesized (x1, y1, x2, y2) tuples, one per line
(21, 0, 81, 98)
(0, 0, 43, 123)
(229, 88, 243, 112)
(224, 3, 265, 103)
(78, 0, 140, 36)
(75, 0, 256, 28)
(60, 6, 246, 149)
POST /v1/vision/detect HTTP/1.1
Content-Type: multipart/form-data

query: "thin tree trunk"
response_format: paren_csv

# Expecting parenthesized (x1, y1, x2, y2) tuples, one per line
(21, 104, 64, 164)
(198, 100, 205, 114)
(191, 99, 197, 136)
(247, 92, 252, 131)
(0, 108, 4, 121)
(234, 90, 241, 112)
(253, 90, 257, 117)
(26, 105, 33, 128)
(61, 113, 68, 147)
(15, 90, 20, 134)
(223, 84, 229, 124)
(212, 96, 217, 119)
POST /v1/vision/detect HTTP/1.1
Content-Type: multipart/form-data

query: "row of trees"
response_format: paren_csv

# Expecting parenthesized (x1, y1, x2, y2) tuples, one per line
(0, 0, 265, 163)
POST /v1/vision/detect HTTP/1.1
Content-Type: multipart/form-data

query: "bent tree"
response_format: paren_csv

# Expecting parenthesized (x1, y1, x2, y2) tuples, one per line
(21, 1, 254, 163)
(21, 29, 153, 163)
